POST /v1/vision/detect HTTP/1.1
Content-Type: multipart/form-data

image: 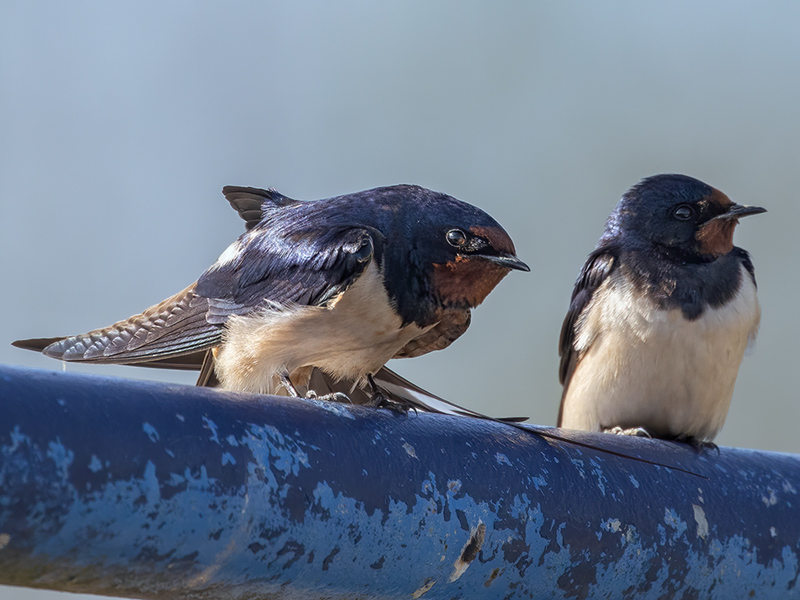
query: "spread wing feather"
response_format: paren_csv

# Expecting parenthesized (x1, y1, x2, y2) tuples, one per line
(13, 285, 223, 364)
(15, 185, 380, 373)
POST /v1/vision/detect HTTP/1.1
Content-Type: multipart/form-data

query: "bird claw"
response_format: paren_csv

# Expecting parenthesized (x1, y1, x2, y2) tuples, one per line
(305, 391, 352, 404)
(365, 391, 414, 414)
(605, 426, 652, 438)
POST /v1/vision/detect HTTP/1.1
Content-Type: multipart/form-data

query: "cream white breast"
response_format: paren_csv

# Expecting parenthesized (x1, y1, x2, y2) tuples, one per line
(560, 263, 759, 441)
(213, 262, 431, 394)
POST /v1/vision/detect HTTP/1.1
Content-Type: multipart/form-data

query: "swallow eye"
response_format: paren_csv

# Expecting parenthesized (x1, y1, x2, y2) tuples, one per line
(446, 228, 468, 247)
(673, 205, 694, 221)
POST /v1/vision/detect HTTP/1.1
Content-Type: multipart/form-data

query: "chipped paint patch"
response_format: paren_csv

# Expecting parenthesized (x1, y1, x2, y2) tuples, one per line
(602, 518, 622, 533)
(770, 527, 778, 538)
(412, 577, 436, 598)
(46, 439, 74, 479)
(142, 422, 159, 443)
(663, 508, 688, 541)
(403, 442, 418, 459)
(202, 417, 220, 444)
(0, 534, 10, 550)
(88, 455, 103, 473)
(449, 522, 486, 582)
(495, 453, 511, 467)
(447, 479, 462, 495)
(692, 504, 708, 539)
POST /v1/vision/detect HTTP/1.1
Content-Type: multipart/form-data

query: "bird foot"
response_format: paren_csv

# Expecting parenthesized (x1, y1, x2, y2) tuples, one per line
(305, 390, 352, 404)
(365, 391, 413, 414)
(605, 426, 652, 438)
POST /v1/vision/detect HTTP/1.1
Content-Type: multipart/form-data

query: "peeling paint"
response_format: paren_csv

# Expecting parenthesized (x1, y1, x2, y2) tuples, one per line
(411, 577, 436, 598)
(403, 442, 418, 459)
(142, 422, 159, 443)
(449, 522, 485, 582)
(602, 518, 622, 533)
(0, 534, 9, 550)
(495, 452, 511, 467)
(692, 504, 709, 539)
(447, 479, 462, 495)
(88, 455, 102, 473)
(1, 365, 800, 599)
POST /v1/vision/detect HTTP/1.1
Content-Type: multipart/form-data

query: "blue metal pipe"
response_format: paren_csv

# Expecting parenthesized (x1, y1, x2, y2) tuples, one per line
(0, 364, 798, 599)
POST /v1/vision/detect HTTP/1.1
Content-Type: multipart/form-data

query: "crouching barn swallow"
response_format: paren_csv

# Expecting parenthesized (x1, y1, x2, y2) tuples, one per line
(14, 184, 529, 409)
(558, 174, 764, 444)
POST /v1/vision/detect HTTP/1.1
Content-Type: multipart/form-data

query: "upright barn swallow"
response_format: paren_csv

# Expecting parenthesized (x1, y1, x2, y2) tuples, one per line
(558, 174, 764, 444)
(14, 184, 528, 410)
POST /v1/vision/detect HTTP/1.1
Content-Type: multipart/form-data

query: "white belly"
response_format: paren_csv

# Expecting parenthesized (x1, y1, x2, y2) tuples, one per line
(560, 265, 760, 441)
(214, 263, 430, 394)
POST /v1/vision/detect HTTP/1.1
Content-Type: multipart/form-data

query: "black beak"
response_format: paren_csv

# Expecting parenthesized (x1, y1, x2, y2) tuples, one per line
(477, 253, 531, 272)
(715, 203, 767, 220)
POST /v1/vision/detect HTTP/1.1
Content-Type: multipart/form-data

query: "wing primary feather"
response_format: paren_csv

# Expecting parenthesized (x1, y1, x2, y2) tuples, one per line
(558, 250, 617, 385)
(25, 284, 222, 365)
(196, 349, 219, 386)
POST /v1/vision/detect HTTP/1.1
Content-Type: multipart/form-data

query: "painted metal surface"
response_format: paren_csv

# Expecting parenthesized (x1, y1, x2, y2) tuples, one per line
(0, 364, 798, 599)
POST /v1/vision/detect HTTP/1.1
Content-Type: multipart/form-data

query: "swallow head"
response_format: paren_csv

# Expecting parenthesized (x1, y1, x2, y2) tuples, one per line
(605, 174, 765, 259)
(418, 195, 529, 309)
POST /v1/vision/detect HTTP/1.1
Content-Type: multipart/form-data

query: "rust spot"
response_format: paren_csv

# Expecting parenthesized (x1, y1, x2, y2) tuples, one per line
(484, 567, 502, 587)
(432, 258, 510, 307)
(696, 217, 737, 257)
(449, 522, 486, 582)
(412, 578, 436, 598)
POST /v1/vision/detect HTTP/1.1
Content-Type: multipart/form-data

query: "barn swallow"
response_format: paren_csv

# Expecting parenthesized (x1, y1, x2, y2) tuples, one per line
(558, 174, 764, 444)
(14, 184, 529, 410)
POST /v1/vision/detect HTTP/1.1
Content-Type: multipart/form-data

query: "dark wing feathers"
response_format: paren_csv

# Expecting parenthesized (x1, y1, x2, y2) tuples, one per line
(307, 366, 529, 422)
(558, 249, 617, 392)
(733, 247, 757, 286)
(222, 186, 299, 230)
(197, 225, 380, 322)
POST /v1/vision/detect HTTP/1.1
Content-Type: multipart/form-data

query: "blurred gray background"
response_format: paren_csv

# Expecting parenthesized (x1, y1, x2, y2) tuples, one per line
(1, 2, 798, 597)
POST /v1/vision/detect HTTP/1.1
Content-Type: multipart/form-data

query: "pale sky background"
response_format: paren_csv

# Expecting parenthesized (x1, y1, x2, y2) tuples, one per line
(2, 2, 799, 598)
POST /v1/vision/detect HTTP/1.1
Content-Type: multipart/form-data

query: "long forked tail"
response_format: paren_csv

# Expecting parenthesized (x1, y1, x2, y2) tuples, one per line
(13, 284, 222, 365)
